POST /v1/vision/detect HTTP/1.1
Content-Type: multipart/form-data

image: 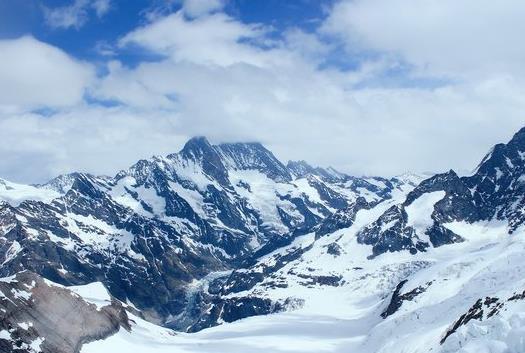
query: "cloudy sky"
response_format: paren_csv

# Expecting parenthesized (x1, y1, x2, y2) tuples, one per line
(1, 0, 525, 183)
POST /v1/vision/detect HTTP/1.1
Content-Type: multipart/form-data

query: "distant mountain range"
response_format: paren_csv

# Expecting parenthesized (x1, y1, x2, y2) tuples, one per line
(2, 129, 525, 353)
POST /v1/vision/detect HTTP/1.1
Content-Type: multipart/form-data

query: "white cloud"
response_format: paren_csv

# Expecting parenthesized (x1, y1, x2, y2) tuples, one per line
(2, 3, 525, 184)
(0, 106, 187, 183)
(92, 0, 112, 17)
(92, 61, 178, 109)
(43, 0, 112, 29)
(0, 36, 94, 108)
(3, 64, 525, 183)
(90, 57, 525, 182)
(283, 28, 333, 62)
(119, 12, 288, 68)
(182, 0, 224, 18)
(85, 5, 525, 182)
(322, 0, 525, 79)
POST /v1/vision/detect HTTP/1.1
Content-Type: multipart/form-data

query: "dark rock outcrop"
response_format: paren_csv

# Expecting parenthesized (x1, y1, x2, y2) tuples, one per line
(0, 271, 131, 353)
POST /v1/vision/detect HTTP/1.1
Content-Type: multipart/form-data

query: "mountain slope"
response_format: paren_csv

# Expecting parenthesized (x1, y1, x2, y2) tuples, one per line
(0, 271, 130, 353)
(80, 127, 525, 353)
(82, 219, 525, 353)
(4, 128, 525, 353)
(0, 137, 411, 333)
(356, 126, 525, 259)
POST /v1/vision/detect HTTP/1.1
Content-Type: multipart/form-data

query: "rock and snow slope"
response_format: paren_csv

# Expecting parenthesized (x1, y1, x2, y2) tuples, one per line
(4, 129, 525, 353)
(0, 178, 60, 206)
(81, 219, 525, 353)
(0, 271, 130, 353)
(0, 137, 413, 334)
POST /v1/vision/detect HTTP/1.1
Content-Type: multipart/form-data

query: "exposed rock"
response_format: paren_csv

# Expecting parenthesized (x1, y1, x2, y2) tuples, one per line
(0, 271, 130, 353)
(187, 296, 304, 333)
(441, 296, 503, 344)
(381, 280, 432, 318)
(357, 205, 429, 257)
(325, 242, 343, 256)
(439, 287, 525, 345)
(316, 197, 369, 238)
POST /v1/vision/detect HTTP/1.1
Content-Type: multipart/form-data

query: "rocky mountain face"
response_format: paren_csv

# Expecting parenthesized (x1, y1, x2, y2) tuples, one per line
(174, 127, 525, 336)
(3, 128, 525, 353)
(0, 137, 412, 336)
(356, 127, 525, 257)
(0, 271, 130, 353)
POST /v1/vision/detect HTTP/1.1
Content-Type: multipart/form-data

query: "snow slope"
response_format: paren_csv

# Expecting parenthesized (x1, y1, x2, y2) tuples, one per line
(82, 193, 525, 353)
(7, 132, 525, 353)
(0, 178, 60, 206)
(68, 282, 112, 310)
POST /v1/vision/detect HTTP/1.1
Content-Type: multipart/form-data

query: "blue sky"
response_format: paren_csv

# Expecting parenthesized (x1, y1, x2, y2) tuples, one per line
(0, 1, 335, 67)
(0, 0, 524, 183)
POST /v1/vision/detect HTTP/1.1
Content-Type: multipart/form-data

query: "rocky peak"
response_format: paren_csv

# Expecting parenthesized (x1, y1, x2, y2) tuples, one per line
(124, 158, 163, 186)
(170, 137, 230, 186)
(179, 136, 215, 161)
(509, 125, 525, 145)
(472, 127, 525, 181)
(287, 160, 316, 178)
(216, 142, 291, 182)
(67, 173, 108, 201)
(287, 160, 346, 181)
(37, 172, 85, 194)
(404, 170, 465, 206)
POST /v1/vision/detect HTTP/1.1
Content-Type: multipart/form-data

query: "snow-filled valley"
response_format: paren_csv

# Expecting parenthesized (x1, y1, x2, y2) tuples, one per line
(81, 214, 525, 353)
(3, 130, 525, 353)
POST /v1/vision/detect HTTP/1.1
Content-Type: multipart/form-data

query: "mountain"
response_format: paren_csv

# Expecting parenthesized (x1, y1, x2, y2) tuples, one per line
(356, 126, 525, 258)
(0, 271, 130, 353)
(0, 178, 60, 206)
(3, 129, 525, 353)
(0, 137, 413, 335)
(146, 127, 525, 353)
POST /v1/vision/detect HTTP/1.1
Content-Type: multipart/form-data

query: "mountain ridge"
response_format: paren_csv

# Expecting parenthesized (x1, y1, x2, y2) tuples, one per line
(0, 136, 414, 336)
(3, 129, 525, 353)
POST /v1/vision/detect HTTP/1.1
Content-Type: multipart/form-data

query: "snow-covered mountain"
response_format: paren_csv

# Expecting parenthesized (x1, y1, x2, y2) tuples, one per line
(0, 138, 413, 335)
(2, 130, 525, 353)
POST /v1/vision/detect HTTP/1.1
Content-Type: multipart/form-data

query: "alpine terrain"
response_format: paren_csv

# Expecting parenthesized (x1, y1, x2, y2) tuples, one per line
(2, 129, 525, 353)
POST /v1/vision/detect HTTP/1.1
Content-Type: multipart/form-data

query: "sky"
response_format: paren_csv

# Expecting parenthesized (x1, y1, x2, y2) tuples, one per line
(1, 0, 525, 183)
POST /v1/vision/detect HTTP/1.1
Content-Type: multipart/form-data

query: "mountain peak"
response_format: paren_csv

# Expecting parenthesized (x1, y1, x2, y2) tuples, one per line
(287, 160, 316, 177)
(287, 160, 347, 181)
(173, 136, 230, 185)
(216, 141, 291, 182)
(287, 160, 312, 168)
(180, 136, 213, 158)
(37, 172, 85, 194)
(473, 125, 525, 178)
(218, 141, 264, 148)
(186, 136, 210, 144)
(510, 125, 525, 143)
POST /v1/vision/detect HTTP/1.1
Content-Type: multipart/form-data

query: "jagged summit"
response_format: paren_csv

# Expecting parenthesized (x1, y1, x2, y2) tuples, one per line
(287, 160, 317, 177)
(287, 160, 347, 181)
(216, 141, 291, 182)
(510, 125, 525, 142)
(178, 136, 215, 160)
(4, 127, 525, 352)
(218, 141, 265, 149)
(167, 137, 291, 182)
(36, 172, 88, 194)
